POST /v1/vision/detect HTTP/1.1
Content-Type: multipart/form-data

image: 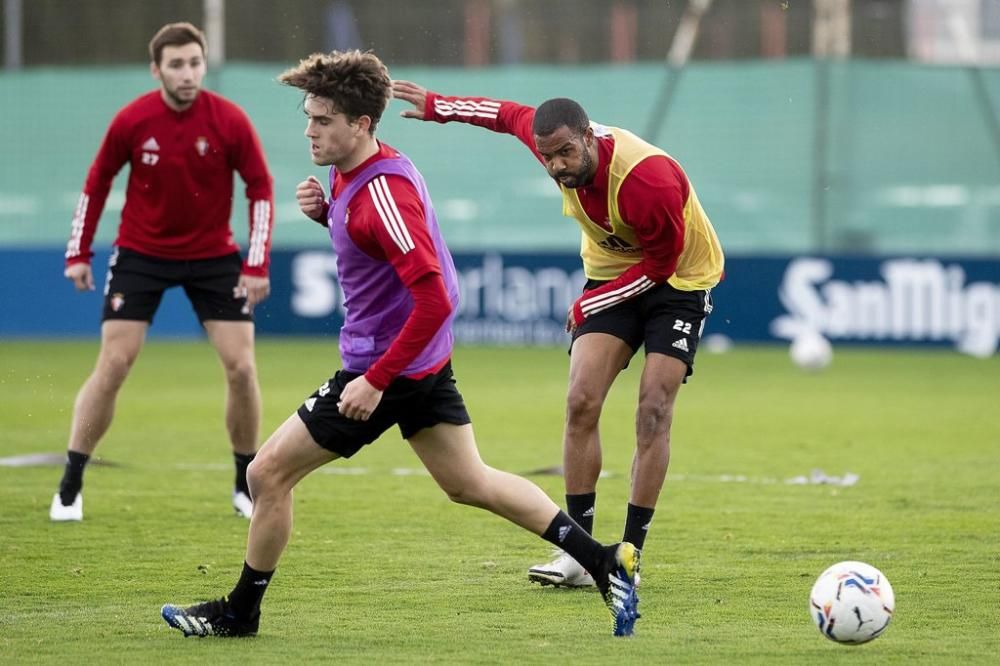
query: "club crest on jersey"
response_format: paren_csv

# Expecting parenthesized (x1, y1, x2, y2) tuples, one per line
(195, 136, 209, 156)
(110, 293, 126, 312)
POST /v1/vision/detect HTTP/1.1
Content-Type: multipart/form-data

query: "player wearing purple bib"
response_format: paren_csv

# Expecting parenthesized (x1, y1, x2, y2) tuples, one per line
(160, 50, 640, 638)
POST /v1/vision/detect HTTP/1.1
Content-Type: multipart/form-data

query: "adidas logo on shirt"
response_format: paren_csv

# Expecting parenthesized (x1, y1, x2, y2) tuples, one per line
(141, 137, 160, 151)
(672, 338, 689, 352)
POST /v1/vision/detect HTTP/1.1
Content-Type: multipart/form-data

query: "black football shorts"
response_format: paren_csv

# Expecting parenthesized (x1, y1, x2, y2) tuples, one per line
(571, 279, 714, 378)
(101, 247, 252, 323)
(296, 361, 472, 458)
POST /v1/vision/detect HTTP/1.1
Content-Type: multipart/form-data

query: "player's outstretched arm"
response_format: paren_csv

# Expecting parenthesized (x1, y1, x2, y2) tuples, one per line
(392, 80, 429, 120)
(393, 81, 539, 156)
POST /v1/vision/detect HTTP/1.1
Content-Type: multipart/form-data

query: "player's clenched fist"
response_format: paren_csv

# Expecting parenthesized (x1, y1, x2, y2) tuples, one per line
(64, 263, 95, 291)
(297, 175, 328, 221)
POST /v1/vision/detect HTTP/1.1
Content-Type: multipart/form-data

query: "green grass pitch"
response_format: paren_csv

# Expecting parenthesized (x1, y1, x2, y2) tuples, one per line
(1, 340, 998, 664)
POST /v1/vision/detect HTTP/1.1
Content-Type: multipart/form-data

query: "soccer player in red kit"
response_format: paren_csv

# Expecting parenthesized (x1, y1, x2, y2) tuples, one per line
(51, 23, 274, 522)
(161, 50, 639, 639)
(394, 80, 725, 589)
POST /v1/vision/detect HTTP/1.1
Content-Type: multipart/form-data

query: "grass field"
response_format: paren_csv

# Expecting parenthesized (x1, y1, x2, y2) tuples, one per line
(1, 340, 998, 664)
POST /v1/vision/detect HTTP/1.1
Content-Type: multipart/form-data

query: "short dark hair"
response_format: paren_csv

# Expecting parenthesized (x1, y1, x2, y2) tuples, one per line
(148, 22, 206, 65)
(532, 98, 590, 137)
(278, 50, 391, 135)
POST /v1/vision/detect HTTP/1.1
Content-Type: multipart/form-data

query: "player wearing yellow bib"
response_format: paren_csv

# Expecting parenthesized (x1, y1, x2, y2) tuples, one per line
(395, 81, 724, 590)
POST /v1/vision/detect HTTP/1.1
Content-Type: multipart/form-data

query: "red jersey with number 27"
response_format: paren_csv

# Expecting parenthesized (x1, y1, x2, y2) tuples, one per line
(66, 90, 274, 276)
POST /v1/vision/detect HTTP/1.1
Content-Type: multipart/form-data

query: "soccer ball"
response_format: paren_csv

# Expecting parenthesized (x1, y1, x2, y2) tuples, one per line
(789, 330, 833, 370)
(809, 561, 895, 644)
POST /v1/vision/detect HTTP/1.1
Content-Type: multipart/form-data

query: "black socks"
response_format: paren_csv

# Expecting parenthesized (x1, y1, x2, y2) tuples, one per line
(624, 503, 655, 551)
(228, 561, 273, 619)
(566, 492, 596, 535)
(234, 452, 255, 496)
(541, 510, 605, 575)
(562, 495, 655, 552)
(58, 451, 90, 505)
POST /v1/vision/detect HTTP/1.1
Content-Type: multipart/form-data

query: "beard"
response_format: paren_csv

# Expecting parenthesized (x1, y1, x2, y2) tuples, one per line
(164, 85, 199, 109)
(552, 147, 595, 189)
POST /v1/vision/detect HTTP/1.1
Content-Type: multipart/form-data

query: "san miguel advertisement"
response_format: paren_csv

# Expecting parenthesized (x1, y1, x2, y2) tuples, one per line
(2, 250, 998, 354)
(258, 251, 999, 354)
(722, 256, 1000, 355)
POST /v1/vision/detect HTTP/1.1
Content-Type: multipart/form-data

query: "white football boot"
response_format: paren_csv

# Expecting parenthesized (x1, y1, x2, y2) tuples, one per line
(49, 492, 83, 522)
(528, 550, 596, 587)
(232, 490, 253, 518)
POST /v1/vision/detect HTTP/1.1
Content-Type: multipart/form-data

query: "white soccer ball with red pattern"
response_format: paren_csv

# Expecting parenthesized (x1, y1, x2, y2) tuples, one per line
(809, 561, 895, 644)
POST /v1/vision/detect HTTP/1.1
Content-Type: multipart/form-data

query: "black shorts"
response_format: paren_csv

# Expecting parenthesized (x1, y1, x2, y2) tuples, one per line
(102, 247, 251, 323)
(571, 279, 714, 378)
(296, 361, 472, 458)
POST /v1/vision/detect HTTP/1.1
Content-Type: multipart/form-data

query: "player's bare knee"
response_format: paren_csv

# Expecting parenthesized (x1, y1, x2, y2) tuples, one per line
(442, 484, 472, 505)
(94, 349, 137, 387)
(224, 357, 257, 388)
(246, 457, 264, 492)
(246, 456, 280, 498)
(635, 400, 672, 442)
(565, 389, 603, 429)
(441, 479, 489, 508)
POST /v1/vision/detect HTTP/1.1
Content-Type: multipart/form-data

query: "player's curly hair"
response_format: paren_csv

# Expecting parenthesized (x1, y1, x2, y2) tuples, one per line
(279, 50, 391, 134)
